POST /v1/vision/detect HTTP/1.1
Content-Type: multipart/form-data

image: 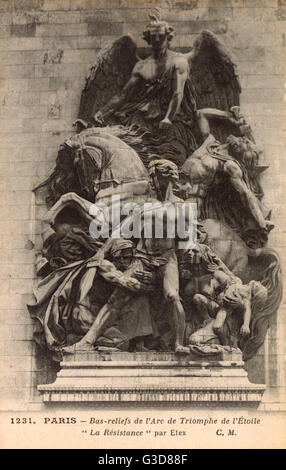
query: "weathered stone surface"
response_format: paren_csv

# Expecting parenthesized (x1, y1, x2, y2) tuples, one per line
(10, 23, 36, 37)
(36, 23, 88, 37)
(88, 21, 124, 36)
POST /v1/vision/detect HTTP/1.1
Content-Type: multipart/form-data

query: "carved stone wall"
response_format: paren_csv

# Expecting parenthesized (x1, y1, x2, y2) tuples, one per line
(0, 0, 285, 411)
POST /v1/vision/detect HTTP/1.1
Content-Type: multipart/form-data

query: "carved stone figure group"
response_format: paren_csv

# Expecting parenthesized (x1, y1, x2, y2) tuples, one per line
(28, 11, 282, 362)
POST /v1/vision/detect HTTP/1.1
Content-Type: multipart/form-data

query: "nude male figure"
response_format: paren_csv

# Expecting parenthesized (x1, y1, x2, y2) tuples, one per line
(179, 108, 273, 234)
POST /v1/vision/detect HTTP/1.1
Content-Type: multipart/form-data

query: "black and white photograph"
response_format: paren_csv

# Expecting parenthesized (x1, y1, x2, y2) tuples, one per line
(0, 0, 285, 449)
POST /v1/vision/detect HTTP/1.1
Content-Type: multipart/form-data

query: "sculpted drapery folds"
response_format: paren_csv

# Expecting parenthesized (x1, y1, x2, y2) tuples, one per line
(29, 11, 282, 362)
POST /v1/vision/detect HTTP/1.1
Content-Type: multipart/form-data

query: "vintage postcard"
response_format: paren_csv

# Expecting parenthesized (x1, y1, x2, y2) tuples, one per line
(0, 0, 285, 450)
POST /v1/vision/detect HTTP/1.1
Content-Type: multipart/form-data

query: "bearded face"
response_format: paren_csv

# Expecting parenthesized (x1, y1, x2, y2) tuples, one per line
(226, 135, 260, 169)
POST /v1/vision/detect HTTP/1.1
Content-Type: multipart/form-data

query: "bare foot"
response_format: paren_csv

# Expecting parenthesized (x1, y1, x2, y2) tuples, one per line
(62, 341, 94, 354)
(175, 344, 190, 355)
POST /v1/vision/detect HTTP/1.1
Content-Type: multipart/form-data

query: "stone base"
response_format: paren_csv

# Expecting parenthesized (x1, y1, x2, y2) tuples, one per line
(38, 351, 265, 407)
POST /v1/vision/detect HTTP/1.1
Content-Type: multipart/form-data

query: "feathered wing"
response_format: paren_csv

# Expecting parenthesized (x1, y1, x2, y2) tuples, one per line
(188, 30, 241, 143)
(78, 35, 139, 124)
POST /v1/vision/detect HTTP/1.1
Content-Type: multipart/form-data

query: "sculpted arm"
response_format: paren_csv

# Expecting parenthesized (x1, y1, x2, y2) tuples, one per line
(240, 297, 251, 336)
(98, 260, 153, 293)
(196, 108, 240, 141)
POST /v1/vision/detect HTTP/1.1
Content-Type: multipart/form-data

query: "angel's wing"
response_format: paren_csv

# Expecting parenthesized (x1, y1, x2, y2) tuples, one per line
(188, 30, 241, 142)
(78, 35, 139, 123)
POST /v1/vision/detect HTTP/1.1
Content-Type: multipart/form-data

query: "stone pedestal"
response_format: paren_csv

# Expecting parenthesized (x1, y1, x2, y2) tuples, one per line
(38, 350, 265, 407)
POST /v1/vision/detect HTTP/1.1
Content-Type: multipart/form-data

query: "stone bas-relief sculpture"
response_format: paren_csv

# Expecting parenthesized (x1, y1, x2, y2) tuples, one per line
(28, 11, 282, 405)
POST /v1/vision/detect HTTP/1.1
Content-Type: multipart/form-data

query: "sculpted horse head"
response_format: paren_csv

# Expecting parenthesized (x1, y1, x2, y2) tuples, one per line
(40, 126, 151, 207)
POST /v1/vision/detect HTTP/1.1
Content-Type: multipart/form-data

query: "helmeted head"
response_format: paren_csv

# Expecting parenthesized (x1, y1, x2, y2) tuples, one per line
(110, 238, 135, 271)
(143, 9, 174, 48)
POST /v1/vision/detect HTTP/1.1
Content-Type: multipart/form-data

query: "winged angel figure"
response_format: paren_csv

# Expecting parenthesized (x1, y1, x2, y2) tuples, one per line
(30, 11, 282, 362)
(78, 11, 241, 166)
